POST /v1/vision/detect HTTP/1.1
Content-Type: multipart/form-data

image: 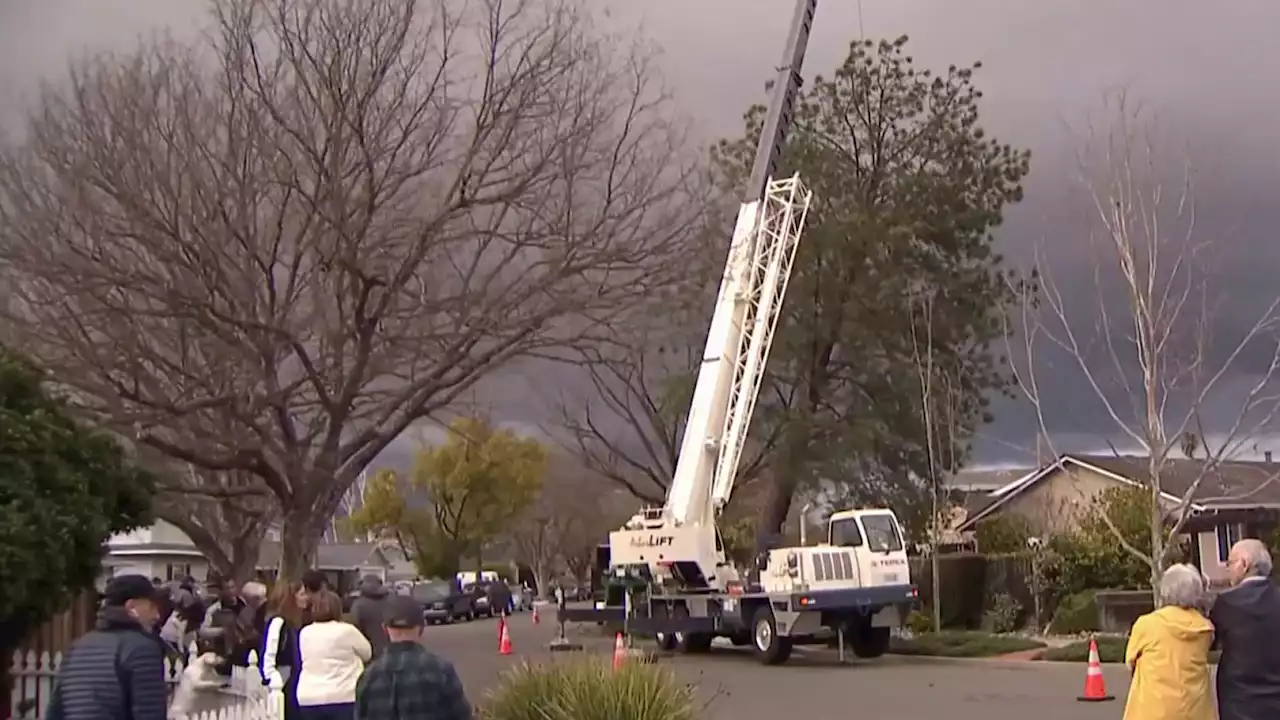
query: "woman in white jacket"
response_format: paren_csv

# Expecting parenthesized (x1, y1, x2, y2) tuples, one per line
(295, 589, 372, 719)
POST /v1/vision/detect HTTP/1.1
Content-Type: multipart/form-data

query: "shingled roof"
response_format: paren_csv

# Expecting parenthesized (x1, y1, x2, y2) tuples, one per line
(956, 453, 1280, 532)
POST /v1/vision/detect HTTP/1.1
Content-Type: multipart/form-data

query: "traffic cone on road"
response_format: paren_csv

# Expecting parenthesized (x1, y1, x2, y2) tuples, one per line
(1077, 637, 1114, 702)
(532, 604, 540, 624)
(499, 621, 513, 656)
(612, 633, 627, 671)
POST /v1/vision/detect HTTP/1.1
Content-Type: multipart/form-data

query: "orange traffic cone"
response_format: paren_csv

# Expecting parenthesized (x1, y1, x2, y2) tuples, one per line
(532, 604, 540, 625)
(1077, 637, 1114, 702)
(612, 632, 627, 671)
(499, 621, 513, 656)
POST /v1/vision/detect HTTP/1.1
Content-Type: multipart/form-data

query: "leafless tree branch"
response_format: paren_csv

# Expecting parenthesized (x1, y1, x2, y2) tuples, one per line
(0, 0, 703, 575)
(1005, 89, 1280, 593)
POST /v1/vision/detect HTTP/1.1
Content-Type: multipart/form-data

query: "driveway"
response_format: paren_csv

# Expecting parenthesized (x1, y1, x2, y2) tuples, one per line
(423, 610, 1133, 719)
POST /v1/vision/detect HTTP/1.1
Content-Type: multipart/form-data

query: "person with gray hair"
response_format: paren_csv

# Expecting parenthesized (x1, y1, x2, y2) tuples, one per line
(1121, 564, 1215, 720)
(1210, 538, 1280, 720)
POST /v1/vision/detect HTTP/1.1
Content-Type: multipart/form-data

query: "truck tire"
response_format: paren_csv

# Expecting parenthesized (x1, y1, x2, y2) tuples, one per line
(655, 632, 677, 651)
(850, 624, 891, 659)
(671, 604, 713, 654)
(751, 607, 792, 665)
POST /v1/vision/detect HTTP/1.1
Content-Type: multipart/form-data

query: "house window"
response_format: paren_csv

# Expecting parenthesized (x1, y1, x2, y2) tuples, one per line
(1216, 523, 1243, 563)
(166, 563, 193, 582)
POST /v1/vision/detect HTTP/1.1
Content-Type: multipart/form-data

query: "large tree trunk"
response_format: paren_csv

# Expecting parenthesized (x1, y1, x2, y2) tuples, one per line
(279, 509, 325, 581)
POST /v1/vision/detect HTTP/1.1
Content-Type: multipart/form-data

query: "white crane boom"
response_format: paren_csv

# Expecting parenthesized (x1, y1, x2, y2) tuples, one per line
(612, 0, 817, 592)
(665, 177, 811, 527)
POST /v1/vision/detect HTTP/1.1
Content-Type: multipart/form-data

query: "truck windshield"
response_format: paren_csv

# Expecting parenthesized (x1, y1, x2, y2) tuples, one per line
(861, 514, 904, 552)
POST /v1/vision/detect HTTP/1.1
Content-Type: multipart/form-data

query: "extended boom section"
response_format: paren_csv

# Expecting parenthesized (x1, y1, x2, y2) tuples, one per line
(611, 176, 812, 592)
(562, 0, 917, 667)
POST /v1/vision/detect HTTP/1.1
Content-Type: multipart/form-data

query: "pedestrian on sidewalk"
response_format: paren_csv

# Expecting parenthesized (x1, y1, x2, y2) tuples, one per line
(45, 574, 169, 720)
(1122, 564, 1215, 720)
(1211, 538, 1280, 720)
(297, 590, 373, 719)
(350, 574, 391, 658)
(355, 595, 471, 720)
(262, 581, 310, 720)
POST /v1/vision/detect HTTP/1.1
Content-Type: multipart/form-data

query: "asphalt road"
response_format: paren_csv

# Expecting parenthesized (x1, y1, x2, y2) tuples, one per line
(424, 608, 1135, 719)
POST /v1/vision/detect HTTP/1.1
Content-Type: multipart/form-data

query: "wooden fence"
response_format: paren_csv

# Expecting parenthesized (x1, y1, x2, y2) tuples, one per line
(909, 552, 1038, 629)
(16, 594, 98, 656)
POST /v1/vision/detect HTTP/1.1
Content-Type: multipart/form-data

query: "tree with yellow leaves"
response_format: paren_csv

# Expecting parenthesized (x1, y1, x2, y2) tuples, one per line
(349, 418, 546, 578)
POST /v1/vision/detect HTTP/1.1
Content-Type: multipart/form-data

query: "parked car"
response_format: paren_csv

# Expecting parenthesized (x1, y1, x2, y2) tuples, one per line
(413, 580, 476, 624)
(508, 585, 528, 612)
(462, 583, 495, 618)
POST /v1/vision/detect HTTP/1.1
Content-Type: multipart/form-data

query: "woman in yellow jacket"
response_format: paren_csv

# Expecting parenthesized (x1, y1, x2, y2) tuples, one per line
(1123, 563, 1216, 720)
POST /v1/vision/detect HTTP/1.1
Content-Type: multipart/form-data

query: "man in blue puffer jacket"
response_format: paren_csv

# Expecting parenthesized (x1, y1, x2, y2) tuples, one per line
(46, 574, 169, 720)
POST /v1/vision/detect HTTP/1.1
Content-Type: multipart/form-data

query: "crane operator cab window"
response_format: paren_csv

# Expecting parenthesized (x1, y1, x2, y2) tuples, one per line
(829, 517, 864, 547)
(861, 514, 905, 553)
(828, 513, 905, 552)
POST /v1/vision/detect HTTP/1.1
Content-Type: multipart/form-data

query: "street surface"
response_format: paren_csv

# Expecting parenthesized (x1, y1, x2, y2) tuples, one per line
(424, 605, 1136, 719)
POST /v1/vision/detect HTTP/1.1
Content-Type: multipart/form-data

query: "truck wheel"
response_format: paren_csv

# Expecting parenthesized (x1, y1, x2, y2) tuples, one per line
(654, 632, 677, 651)
(751, 607, 792, 665)
(671, 604, 712, 654)
(850, 624, 891, 659)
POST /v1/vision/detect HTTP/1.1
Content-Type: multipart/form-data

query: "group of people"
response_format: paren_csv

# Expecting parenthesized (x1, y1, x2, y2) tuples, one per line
(1124, 538, 1280, 720)
(45, 571, 472, 720)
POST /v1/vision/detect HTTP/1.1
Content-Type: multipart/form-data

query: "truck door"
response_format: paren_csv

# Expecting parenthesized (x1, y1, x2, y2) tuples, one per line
(826, 515, 866, 588)
(853, 511, 910, 587)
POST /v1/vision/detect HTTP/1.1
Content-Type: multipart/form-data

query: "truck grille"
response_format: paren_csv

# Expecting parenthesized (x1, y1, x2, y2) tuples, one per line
(811, 552, 854, 581)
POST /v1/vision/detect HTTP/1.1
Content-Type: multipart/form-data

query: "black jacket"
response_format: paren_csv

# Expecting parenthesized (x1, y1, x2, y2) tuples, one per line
(1210, 577, 1280, 720)
(45, 606, 168, 720)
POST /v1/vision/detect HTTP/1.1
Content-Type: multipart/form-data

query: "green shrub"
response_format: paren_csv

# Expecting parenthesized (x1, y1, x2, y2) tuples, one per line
(975, 515, 1033, 554)
(982, 591, 1022, 633)
(483, 658, 696, 720)
(905, 608, 935, 634)
(889, 631, 1045, 658)
(1047, 590, 1099, 635)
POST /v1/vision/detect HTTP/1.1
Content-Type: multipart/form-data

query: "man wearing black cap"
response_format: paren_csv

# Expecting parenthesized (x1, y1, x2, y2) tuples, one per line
(45, 574, 169, 720)
(354, 595, 471, 720)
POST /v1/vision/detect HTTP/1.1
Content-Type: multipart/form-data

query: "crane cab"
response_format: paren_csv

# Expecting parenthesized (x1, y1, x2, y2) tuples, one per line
(759, 508, 910, 596)
(824, 509, 910, 589)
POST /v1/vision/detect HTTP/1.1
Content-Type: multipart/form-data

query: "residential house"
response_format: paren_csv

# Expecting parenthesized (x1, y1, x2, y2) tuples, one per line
(955, 453, 1280, 583)
(100, 520, 210, 587)
(255, 540, 417, 593)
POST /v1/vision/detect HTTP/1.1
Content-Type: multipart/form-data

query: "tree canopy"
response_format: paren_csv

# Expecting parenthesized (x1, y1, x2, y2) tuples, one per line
(0, 0, 699, 577)
(710, 36, 1031, 538)
(0, 346, 154, 701)
(349, 418, 546, 578)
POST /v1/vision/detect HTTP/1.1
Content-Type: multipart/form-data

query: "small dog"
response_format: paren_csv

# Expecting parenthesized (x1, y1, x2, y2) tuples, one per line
(168, 650, 229, 717)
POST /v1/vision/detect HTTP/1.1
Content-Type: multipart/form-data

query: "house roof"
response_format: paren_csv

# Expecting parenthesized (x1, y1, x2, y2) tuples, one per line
(955, 453, 1280, 532)
(948, 468, 1035, 493)
(256, 541, 391, 571)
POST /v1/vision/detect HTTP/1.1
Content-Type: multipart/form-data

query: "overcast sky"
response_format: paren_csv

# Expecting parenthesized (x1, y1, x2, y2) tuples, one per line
(3, 0, 1279, 469)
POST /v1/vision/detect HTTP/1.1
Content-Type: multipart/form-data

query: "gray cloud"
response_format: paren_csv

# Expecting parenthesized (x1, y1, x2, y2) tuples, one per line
(3, 0, 1279, 467)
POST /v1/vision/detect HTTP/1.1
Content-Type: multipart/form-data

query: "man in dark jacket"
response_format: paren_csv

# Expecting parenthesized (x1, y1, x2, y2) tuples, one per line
(355, 595, 470, 720)
(350, 574, 391, 657)
(46, 574, 169, 720)
(1211, 538, 1280, 720)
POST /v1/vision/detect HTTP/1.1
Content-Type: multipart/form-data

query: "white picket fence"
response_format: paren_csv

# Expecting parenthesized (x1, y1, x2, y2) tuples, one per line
(10, 649, 273, 720)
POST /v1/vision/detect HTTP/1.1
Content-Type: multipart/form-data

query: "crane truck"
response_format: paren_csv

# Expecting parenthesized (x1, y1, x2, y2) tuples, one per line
(559, 0, 917, 666)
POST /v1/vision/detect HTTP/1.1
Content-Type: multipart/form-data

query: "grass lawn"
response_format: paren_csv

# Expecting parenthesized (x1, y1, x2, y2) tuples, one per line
(1036, 636, 1221, 664)
(889, 631, 1046, 658)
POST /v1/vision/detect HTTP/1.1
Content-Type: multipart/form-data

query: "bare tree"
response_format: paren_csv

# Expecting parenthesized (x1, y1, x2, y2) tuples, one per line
(556, 227, 781, 507)
(504, 456, 618, 593)
(1008, 91, 1280, 594)
(156, 467, 275, 581)
(0, 0, 701, 576)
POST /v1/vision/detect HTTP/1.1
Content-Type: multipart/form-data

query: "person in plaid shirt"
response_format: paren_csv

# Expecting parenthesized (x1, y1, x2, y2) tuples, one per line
(355, 595, 472, 720)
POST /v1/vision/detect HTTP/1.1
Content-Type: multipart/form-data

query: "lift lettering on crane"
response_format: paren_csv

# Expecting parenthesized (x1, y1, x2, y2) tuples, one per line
(629, 535, 675, 548)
